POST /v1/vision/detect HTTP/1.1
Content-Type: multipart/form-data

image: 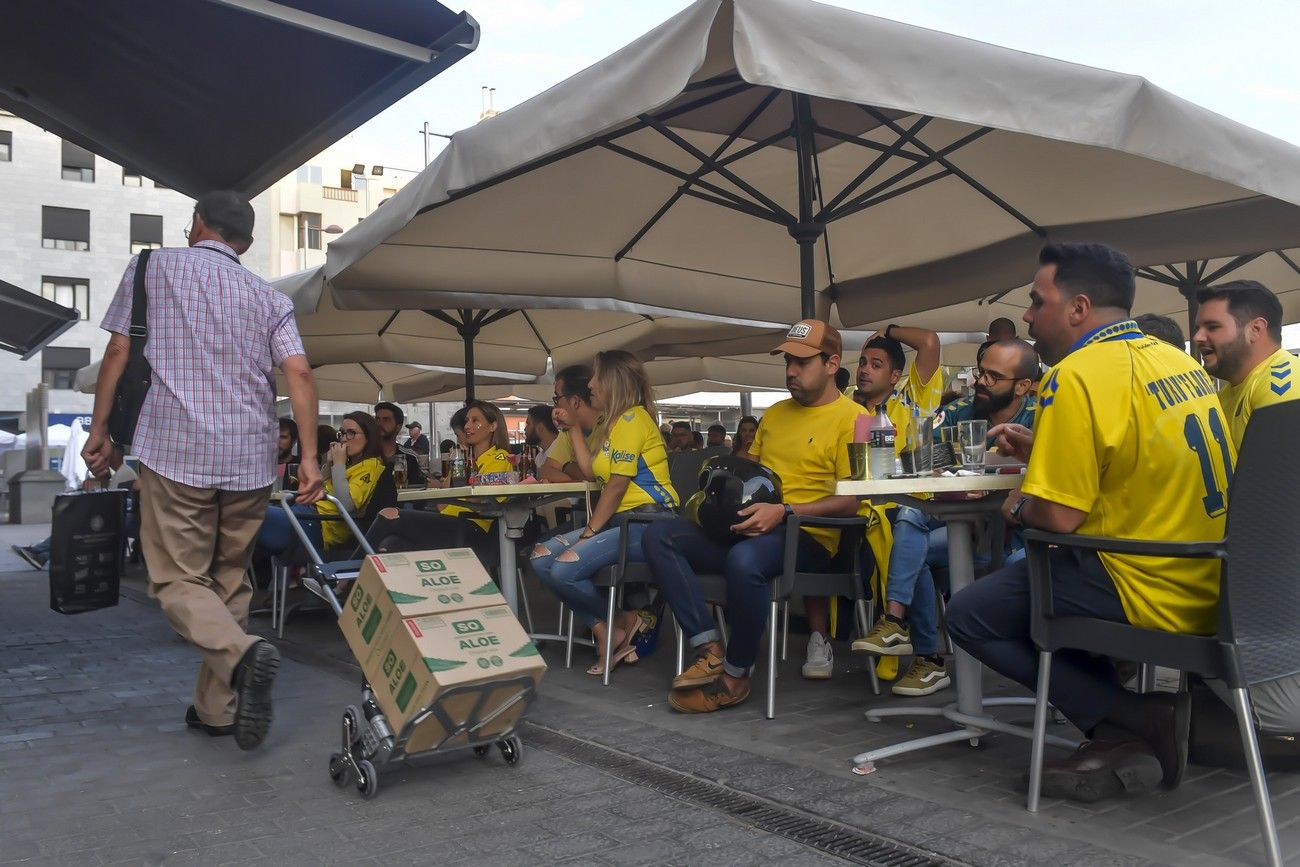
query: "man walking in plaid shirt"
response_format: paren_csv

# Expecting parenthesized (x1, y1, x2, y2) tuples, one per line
(84, 191, 323, 750)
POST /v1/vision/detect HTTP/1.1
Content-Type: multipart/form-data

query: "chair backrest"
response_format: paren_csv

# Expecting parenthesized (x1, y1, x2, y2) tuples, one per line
(1223, 400, 1300, 685)
(668, 451, 706, 501)
(359, 463, 398, 529)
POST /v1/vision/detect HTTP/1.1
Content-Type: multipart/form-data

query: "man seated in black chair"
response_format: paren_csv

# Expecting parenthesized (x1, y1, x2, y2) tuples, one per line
(947, 243, 1231, 802)
(374, 401, 426, 487)
(642, 320, 866, 713)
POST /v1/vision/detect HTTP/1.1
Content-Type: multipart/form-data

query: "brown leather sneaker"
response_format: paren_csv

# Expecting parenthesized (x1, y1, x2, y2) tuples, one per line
(1037, 739, 1162, 803)
(669, 678, 751, 714)
(672, 650, 724, 690)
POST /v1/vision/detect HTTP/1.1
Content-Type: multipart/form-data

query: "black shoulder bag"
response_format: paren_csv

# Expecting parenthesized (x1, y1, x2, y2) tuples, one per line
(108, 249, 153, 446)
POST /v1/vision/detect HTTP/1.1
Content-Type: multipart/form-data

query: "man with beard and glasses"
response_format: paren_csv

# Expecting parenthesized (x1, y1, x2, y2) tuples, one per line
(373, 402, 426, 487)
(935, 339, 1040, 447)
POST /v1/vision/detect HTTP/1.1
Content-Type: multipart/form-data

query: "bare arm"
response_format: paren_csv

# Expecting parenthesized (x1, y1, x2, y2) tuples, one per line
(280, 354, 322, 503)
(540, 457, 578, 483)
(887, 324, 941, 386)
(81, 334, 130, 480)
(567, 426, 598, 482)
(583, 475, 629, 534)
(731, 494, 859, 536)
(1003, 490, 1086, 534)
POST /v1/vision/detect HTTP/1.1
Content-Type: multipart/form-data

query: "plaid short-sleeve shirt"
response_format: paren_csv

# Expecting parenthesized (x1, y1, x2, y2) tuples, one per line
(101, 241, 305, 490)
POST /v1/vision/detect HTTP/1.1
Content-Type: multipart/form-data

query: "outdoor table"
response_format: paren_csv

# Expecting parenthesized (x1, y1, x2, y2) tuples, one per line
(396, 482, 593, 614)
(835, 473, 1081, 771)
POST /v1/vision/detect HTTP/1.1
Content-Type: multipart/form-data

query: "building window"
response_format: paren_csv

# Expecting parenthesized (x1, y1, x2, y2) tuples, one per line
(295, 165, 323, 185)
(40, 277, 90, 321)
(41, 346, 91, 390)
(0, 130, 11, 162)
(129, 213, 163, 253)
(60, 139, 95, 182)
(122, 169, 143, 186)
(298, 212, 322, 250)
(41, 206, 90, 251)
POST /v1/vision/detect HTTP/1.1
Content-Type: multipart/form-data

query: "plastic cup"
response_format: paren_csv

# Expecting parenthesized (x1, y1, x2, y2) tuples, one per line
(958, 421, 987, 469)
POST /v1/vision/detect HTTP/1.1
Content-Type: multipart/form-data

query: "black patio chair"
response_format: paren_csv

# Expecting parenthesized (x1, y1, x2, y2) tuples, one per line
(1022, 401, 1298, 866)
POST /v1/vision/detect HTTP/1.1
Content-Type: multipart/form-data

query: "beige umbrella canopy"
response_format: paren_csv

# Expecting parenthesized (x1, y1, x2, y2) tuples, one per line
(326, 0, 1300, 329)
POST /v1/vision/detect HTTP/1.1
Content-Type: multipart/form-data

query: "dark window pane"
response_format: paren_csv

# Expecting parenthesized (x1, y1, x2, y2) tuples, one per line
(41, 206, 90, 245)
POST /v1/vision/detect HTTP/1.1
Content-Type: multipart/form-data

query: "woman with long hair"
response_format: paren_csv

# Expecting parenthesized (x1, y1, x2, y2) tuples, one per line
(732, 415, 759, 455)
(259, 411, 385, 555)
(531, 350, 678, 676)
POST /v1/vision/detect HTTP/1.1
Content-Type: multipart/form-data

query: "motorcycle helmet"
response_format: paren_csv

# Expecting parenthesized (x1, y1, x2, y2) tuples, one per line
(685, 455, 783, 545)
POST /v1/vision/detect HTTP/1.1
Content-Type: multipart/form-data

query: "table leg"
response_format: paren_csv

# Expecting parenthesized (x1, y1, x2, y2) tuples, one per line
(944, 516, 983, 719)
(497, 518, 517, 613)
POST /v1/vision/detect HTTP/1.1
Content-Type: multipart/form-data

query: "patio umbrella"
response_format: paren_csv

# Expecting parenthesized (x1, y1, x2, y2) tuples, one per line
(325, 0, 1300, 329)
(1, 0, 478, 197)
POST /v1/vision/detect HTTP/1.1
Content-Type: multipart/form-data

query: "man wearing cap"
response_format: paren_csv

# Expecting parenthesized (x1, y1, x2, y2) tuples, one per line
(403, 421, 430, 455)
(641, 320, 865, 712)
(83, 191, 321, 750)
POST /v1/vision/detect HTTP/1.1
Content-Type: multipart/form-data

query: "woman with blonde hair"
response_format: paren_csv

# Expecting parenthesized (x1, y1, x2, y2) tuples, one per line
(532, 350, 678, 676)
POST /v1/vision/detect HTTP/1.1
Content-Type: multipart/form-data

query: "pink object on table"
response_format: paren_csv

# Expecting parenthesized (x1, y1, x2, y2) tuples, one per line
(853, 413, 871, 443)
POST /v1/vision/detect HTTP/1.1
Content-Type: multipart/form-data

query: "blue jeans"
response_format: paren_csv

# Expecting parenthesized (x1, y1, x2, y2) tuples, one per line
(927, 523, 1024, 572)
(257, 504, 323, 556)
(886, 507, 940, 655)
(641, 518, 830, 678)
(530, 512, 651, 627)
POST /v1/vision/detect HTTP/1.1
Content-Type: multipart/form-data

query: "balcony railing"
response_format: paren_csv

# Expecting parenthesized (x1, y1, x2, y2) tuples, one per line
(322, 186, 357, 202)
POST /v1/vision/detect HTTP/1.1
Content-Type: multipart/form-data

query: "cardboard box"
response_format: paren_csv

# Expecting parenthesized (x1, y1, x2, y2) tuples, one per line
(338, 549, 506, 670)
(368, 607, 546, 753)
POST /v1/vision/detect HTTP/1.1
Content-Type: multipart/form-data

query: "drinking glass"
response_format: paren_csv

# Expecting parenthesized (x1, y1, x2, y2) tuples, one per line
(958, 421, 987, 469)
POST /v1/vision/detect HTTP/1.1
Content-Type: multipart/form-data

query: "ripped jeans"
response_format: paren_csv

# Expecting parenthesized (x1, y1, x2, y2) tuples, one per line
(530, 511, 652, 627)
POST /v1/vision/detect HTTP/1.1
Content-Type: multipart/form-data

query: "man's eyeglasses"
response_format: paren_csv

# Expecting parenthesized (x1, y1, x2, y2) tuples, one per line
(551, 394, 574, 406)
(337, 429, 361, 440)
(974, 368, 1024, 386)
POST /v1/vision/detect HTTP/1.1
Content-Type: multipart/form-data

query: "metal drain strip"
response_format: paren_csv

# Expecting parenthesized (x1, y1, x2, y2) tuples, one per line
(522, 722, 960, 867)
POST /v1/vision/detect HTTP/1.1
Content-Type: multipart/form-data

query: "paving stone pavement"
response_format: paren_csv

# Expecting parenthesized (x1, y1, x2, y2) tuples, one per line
(4, 559, 1298, 866)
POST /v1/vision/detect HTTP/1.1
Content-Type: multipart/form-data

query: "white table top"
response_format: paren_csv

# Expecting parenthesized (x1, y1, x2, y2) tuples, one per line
(836, 473, 1022, 498)
(395, 481, 593, 502)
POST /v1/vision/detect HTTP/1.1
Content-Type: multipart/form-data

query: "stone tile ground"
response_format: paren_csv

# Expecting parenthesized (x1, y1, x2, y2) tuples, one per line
(2, 546, 1297, 865)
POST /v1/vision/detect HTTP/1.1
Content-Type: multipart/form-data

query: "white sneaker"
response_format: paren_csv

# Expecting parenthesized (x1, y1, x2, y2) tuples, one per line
(801, 632, 833, 680)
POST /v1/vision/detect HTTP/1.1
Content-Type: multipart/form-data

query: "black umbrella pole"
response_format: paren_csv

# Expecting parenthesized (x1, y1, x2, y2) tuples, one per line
(464, 333, 476, 403)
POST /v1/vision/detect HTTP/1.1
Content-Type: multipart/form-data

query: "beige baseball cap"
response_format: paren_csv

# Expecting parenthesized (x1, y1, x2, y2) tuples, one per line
(770, 319, 842, 359)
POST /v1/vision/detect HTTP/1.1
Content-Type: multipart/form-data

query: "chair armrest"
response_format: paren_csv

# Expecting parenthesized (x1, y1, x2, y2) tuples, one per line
(1023, 529, 1224, 559)
(789, 515, 869, 529)
(779, 513, 868, 595)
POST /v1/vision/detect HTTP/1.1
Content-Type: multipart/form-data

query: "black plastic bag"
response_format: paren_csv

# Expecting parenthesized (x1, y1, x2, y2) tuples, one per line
(49, 488, 127, 614)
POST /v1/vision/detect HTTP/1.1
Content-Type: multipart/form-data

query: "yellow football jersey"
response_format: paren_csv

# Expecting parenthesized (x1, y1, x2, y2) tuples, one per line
(317, 457, 384, 549)
(1217, 347, 1299, 448)
(861, 360, 945, 456)
(442, 446, 512, 532)
(545, 415, 606, 470)
(592, 406, 678, 511)
(1023, 320, 1232, 635)
(752, 394, 867, 554)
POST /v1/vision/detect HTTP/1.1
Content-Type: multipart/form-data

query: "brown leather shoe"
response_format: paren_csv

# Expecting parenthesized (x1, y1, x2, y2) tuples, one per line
(1138, 691, 1192, 789)
(672, 650, 724, 690)
(1037, 739, 1162, 803)
(669, 678, 751, 714)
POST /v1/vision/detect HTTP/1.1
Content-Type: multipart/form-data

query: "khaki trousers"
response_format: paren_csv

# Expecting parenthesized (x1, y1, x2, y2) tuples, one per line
(138, 464, 270, 726)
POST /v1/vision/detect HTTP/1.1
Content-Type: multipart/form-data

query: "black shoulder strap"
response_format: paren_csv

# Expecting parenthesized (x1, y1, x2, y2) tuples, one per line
(129, 249, 151, 342)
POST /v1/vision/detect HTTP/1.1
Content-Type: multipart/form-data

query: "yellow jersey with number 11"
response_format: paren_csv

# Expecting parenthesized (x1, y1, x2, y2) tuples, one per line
(1023, 320, 1233, 635)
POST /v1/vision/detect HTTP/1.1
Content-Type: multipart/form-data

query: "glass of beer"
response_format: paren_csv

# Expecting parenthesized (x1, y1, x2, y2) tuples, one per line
(392, 459, 408, 489)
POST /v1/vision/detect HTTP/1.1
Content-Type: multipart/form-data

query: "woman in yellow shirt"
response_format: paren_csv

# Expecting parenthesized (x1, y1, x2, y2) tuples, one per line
(368, 400, 511, 570)
(532, 350, 678, 676)
(258, 411, 385, 556)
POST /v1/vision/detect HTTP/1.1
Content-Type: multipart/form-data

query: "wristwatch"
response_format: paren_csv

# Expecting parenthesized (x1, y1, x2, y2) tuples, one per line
(783, 504, 795, 520)
(1010, 495, 1030, 523)
(884, 323, 898, 341)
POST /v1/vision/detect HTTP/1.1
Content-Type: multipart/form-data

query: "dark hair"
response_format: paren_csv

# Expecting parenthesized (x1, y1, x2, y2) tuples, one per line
(1195, 280, 1283, 343)
(732, 415, 759, 453)
(527, 404, 557, 435)
(316, 425, 336, 460)
(464, 400, 510, 451)
(439, 439, 456, 453)
(692, 431, 704, 447)
(195, 190, 254, 244)
(985, 338, 1043, 380)
(1133, 313, 1186, 349)
(671, 421, 692, 433)
(834, 366, 851, 391)
(373, 401, 404, 425)
(1038, 242, 1135, 312)
(707, 423, 726, 436)
(341, 412, 384, 463)
(449, 406, 469, 433)
(988, 317, 1018, 337)
(555, 363, 594, 405)
(278, 417, 298, 443)
(863, 336, 906, 372)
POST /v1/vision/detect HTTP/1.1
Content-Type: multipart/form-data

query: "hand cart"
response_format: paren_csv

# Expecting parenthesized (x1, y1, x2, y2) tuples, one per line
(279, 493, 537, 799)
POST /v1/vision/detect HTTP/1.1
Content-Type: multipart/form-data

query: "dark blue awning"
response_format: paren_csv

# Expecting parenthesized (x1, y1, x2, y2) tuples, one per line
(1, 0, 478, 198)
(0, 280, 79, 361)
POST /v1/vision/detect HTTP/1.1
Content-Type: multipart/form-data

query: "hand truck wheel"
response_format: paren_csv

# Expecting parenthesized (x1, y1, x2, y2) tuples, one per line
(356, 759, 379, 799)
(343, 705, 365, 745)
(498, 736, 523, 766)
(328, 752, 351, 788)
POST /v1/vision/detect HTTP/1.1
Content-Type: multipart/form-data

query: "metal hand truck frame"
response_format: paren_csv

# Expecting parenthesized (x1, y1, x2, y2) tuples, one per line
(278, 493, 536, 799)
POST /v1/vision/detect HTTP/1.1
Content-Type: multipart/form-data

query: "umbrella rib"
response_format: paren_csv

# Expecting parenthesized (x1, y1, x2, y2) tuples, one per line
(679, 188, 786, 224)
(640, 115, 796, 224)
(829, 169, 955, 222)
(1201, 253, 1263, 285)
(1277, 250, 1300, 277)
(807, 124, 928, 163)
(1136, 267, 1184, 288)
(425, 309, 463, 329)
(613, 88, 784, 262)
(824, 128, 988, 222)
(519, 311, 552, 355)
(716, 127, 796, 168)
(359, 362, 383, 390)
(478, 309, 518, 329)
(375, 310, 401, 337)
(816, 116, 934, 219)
(601, 141, 782, 221)
(861, 105, 1045, 237)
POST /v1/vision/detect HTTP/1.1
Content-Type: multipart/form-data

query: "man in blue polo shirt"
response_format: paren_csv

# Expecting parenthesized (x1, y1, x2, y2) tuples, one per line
(935, 339, 1040, 445)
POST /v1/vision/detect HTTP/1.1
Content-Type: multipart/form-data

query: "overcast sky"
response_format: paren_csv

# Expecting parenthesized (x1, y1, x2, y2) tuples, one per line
(326, 0, 1300, 173)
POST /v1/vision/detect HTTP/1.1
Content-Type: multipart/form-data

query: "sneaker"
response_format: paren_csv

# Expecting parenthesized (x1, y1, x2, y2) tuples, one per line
(801, 632, 833, 679)
(231, 640, 280, 750)
(892, 657, 951, 697)
(669, 678, 751, 714)
(12, 545, 46, 570)
(852, 616, 913, 656)
(672, 649, 724, 690)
